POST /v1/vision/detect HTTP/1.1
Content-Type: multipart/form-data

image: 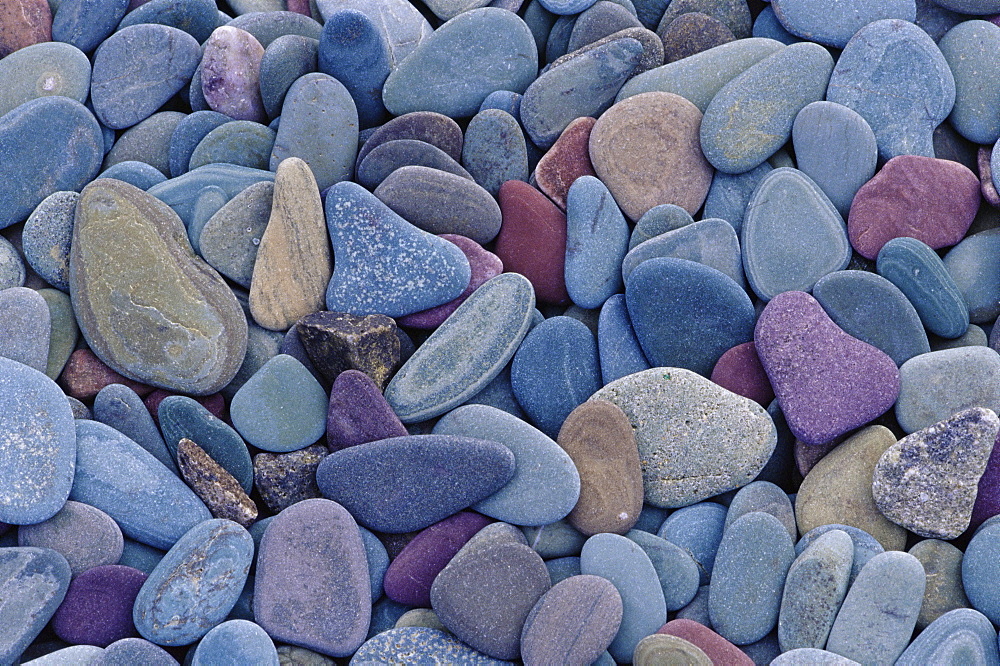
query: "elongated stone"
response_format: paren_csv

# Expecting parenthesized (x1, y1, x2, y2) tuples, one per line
(201, 26, 266, 123)
(69, 178, 248, 395)
(177, 438, 257, 527)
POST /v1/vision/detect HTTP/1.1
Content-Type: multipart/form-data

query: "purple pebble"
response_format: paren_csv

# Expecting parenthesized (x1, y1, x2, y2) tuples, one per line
(51, 565, 147, 647)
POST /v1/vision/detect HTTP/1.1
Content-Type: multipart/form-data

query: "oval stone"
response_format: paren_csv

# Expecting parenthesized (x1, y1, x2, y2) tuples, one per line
(17, 501, 123, 576)
(201, 26, 266, 123)
(938, 20, 1000, 145)
(158, 395, 252, 492)
(358, 138, 471, 190)
(622, 217, 744, 287)
(771, 0, 915, 48)
(191, 619, 278, 666)
(597, 293, 650, 385)
(944, 228, 1000, 325)
(564, 175, 629, 309)
(461, 109, 528, 198)
(51, 564, 146, 648)
(0, 42, 90, 118)
(0, 547, 71, 665)
(351, 627, 509, 665)
(909, 539, 973, 629)
(317, 8, 390, 129)
(51, 0, 128, 54)
(356, 111, 463, 166)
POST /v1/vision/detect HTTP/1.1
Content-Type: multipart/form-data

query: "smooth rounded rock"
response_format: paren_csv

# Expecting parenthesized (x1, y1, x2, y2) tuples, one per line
(191, 620, 278, 666)
(622, 217, 744, 287)
(461, 109, 528, 198)
(657, 618, 753, 665)
(317, 8, 390, 129)
(0, 0, 51, 58)
(795, 524, 885, 587)
(534, 117, 597, 210)
(944, 228, 1000, 325)
(158, 395, 252, 492)
(564, 176, 629, 309)
(355, 111, 463, 166)
(94, 637, 177, 664)
(350, 627, 508, 665)
(50, 565, 146, 648)
(939, 20, 1000, 145)
(187, 121, 275, 171)
(51, 0, 128, 53)
(94, 383, 174, 474)
(0, 42, 90, 119)
(0, 287, 50, 373)
(896, 607, 999, 665)
(358, 139, 472, 191)
(596, 293, 650, 385)
(18, 501, 123, 576)
(772, 0, 915, 48)
(117, 0, 218, 42)
(167, 111, 231, 178)
(909, 539, 972, 630)
(660, 12, 734, 63)
(258, 34, 318, 120)
(626, 529, 699, 611)
(198, 181, 271, 289)
(201, 26, 266, 123)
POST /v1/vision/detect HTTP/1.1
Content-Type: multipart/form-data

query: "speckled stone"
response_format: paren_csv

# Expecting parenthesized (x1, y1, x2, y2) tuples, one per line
(201, 26, 266, 123)
(158, 395, 251, 491)
(253, 444, 325, 513)
(21, 192, 75, 292)
(0, 287, 49, 373)
(0, 0, 52, 58)
(191, 619, 278, 666)
(461, 109, 528, 198)
(660, 11, 734, 63)
(177, 438, 257, 527)
(18, 501, 123, 576)
(296, 310, 399, 388)
(350, 627, 510, 665)
(596, 293, 650, 385)
(0, 547, 71, 665)
(591, 368, 776, 507)
(198, 180, 271, 289)
(770, 648, 860, 665)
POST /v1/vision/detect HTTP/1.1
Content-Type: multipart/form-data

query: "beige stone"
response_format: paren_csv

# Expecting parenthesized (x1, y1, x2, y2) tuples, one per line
(633, 634, 713, 666)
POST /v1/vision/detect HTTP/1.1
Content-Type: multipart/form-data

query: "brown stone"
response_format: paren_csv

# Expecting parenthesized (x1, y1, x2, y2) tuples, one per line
(250, 157, 331, 331)
(58, 349, 153, 401)
(661, 12, 735, 63)
(534, 117, 597, 210)
(657, 619, 753, 666)
(908, 538, 971, 629)
(794, 425, 907, 551)
(296, 310, 400, 389)
(589, 91, 713, 220)
(177, 437, 257, 527)
(0, 0, 51, 58)
(557, 400, 643, 536)
(253, 444, 326, 514)
(634, 633, 713, 666)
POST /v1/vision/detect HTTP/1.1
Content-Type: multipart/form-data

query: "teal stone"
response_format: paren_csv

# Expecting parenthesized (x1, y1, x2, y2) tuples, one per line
(878, 236, 969, 339)
(271, 72, 358, 191)
(939, 20, 1000, 145)
(597, 295, 650, 384)
(521, 37, 643, 148)
(826, 551, 925, 664)
(545, 15, 575, 63)
(725, 480, 796, 541)
(71, 420, 211, 550)
(709, 512, 795, 645)
(701, 42, 834, 174)
(0, 287, 51, 372)
(433, 404, 581, 526)
(616, 37, 784, 111)
(626, 529, 699, 611)
(792, 101, 878, 217)
(741, 167, 851, 301)
(98, 161, 168, 190)
(315, 0, 432, 69)
(463, 363, 526, 419)
(827, 19, 956, 161)
(770, 0, 916, 48)
(93, 383, 176, 475)
(564, 175, 629, 309)
(351, 627, 511, 665)
(703, 162, 772, 234)
(812, 270, 930, 366)
(188, 121, 276, 171)
(622, 217, 744, 287)
(381, 8, 539, 118)
(168, 111, 231, 178)
(896, 608, 999, 665)
(220, 316, 283, 400)
(227, 11, 322, 47)
(0, 96, 103, 230)
(133, 519, 253, 646)
(103, 111, 185, 176)
(628, 203, 695, 250)
(944, 228, 1000, 325)
(230, 354, 328, 453)
(158, 396, 253, 492)
(0, 357, 76, 525)
(580, 533, 666, 663)
(0, 236, 24, 290)
(117, 0, 220, 42)
(259, 35, 318, 120)
(461, 109, 529, 198)
(359, 139, 473, 191)
(778, 528, 853, 652)
(21, 191, 77, 292)
(523, 519, 586, 559)
(90, 24, 200, 130)
(0, 42, 91, 118)
(386, 273, 535, 423)
(147, 163, 275, 229)
(930, 324, 986, 351)
(38, 289, 77, 380)
(191, 619, 278, 666)
(0, 548, 71, 665)
(323, 181, 470, 318)
(198, 181, 272, 289)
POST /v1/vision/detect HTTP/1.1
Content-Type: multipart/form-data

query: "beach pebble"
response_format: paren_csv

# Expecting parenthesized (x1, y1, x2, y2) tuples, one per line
(657, 618, 753, 665)
(944, 228, 1000, 325)
(18, 501, 123, 576)
(909, 539, 972, 629)
(351, 627, 509, 665)
(50, 565, 146, 647)
(461, 109, 528, 198)
(359, 139, 471, 191)
(176, 437, 258, 527)
(596, 294, 651, 385)
(0, 547, 71, 665)
(201, 26, 266, 123)
(771, 0, 915, 48)
(191, 620, 278, 666)
(896, 607, 999, 666)
(534, 117, 597, 209)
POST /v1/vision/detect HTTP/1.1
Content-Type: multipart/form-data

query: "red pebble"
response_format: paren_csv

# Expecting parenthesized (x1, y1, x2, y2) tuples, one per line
(496, 180, 569, 305)
(710, 341, 774, 406)
(657, 619, 753, 665)
(58, 349, 153, 401)
(534, 117, 597, 210)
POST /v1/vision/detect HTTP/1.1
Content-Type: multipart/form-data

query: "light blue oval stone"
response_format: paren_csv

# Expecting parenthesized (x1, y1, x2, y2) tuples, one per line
(597, 293, 650, 385)
(564, 175, 629, 309)
(622, 217, 744, 287)
(771, 0, 915, 48)
(191, 619, 279, 666)
(939, 20, 1000, 145)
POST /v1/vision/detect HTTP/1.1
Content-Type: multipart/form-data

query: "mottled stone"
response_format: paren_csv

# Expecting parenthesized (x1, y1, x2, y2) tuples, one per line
(657, 619, 754, 665)
(896, 607, 999, 666)
(661, 12, 734, 63)
(201, 26, 266, 122)
(296, 310, 398, 389)
(0, 0, 51, 57)
(198, 180, 272, 289)
(351, 627, 509, 665)
(158, 394, 251, 491)
(634, 634, 712, 665)
(0, 42, 89, 120)
(909, 539, 971, 630)
(59, 350, 152, 402)
(0, 547, 71, 664)
(253, 444, 325, 513)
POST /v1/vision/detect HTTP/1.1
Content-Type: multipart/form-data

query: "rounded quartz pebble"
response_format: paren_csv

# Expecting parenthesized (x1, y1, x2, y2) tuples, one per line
(351, 627, 509, 665)
(896, 607, 999, 665)
(0, 42, 90, 118)
(944, 228, 1000, 324)
(754, 290, 900, 445)
(51, 565, 146, 647)
(825, 551, 925, 664)
(520, 575, 623, 666)
(316, 434, 515, 533)
(18, 500, 123, 576)
(431, 539, 551, 660)
(589, 91, 712, 219)
(201, 26, 266, 123)
(0, 287, 50, 373)
(93, 637, 178, 665)
(191, 620, 278, 666)
(230, 354, 328, 453)
(0, 547, 71, 664)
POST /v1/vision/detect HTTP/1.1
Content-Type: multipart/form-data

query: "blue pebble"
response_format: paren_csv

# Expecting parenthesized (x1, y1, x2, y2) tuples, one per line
(98, 161, 168, 190)
(117, 0, 219, 42)
(702, 162, 772, 234)
(625, 257, 755, 376)
(827, 19, 955, 161)
(796, 524, 884, 585)
(168, 111, 231, 178)
(538, 0, 597, 15)
(192, 620, 279, 666)
(158, 395, 253, 492)
(658, 502, 728, 585)
(628, 204, 695, 250)
(359, 525, 389, 602)
(631, 504, 669, 534)
(511, 316, 602, 438)
(0, 548, 71, 665)
(462, 109, 529, 198)
(186, 185, 228, 253)
(99, 638, 178, 664)
(622, 218, 745, 288)
(479, 90, 522, 118)
(770, 0, 915, 48)
(93, 384, 176, 475)
(752, 6, 799, 44)
(118, 538, 166, 575)
(52, 0, 129, 53)
(564, 175, 629, 309)
(188, 121, 276, 171)
(597, 294, 651, 385)
(359, 139, 473, 191)
(878, 236, 969, 339)
(0, 235, 25, 290)
(626, 529, 700, 611)
(354, 627, 512, 664)
(227, 11, 322, 48)
(0, 287, 50, 373)
(260, 35, 319, 120)
(319, 9, 391, 129)
(938, 20, 1000, 145)
(943, 228, 1000, 324)
(546, 556, 582, 586)
(463, 363, 527, 420)
(147, 163, 274, 229)
(895, 608, 999, 665)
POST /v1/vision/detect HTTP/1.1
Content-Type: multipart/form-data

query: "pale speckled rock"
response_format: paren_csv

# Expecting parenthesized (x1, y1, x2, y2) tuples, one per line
(0, 547, 71, 665)
(591, 368, 776, 507)
(350, 627, 510, 665)
(201, 26, 266, 123)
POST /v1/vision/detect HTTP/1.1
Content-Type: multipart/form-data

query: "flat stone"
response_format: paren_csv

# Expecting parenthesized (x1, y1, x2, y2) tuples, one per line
(382, 8, 537, 118)
(896, 608, 999, 665)
(18, 501, 123, 576)
(316, 434, 515, 533)
(133, 519, 252, 646)
(590, 91, 712, 219)
(657, 619, 754, 665)
(0, 548, 71, 664)
(944, 228, 1000, 324)
(848, 155, 978, 260)
(724, 481, 795, 541)
(0, 0, 51, 58)
(626, 257, 755, 376)
(772, 0, 915, 48)
(567, 1, 641, 52)
(315, 0, 431, 69)
(627, 529, 699, 611)
(253, 444, 325, 513)
(201, 26, 266, 122)
(50, 565, 146, 648)
(825, 551, 925, 665)
(433, 404, 581, 526)
(795, 524, 885, 588)
(0, 42, 89, 119)
(70, 179, 247, 395)
(534, 117, 597, 210)
(0, 287, 49, 373)
(596, 293, 650, 385)
(592, 368, 776, 507)
(656, 0, 751, 38)
(351, 627, 509, 665)
(873, 407, 998, 539)
(461, 109, 528, 198)
(94, 383, 175, 474)
(326, 369, 406, 451)
(358, 139, 472, 191)
(701, 41, 833, 174)
(826, 19, 955, 161)
(187, 121, 275, 171)
(623, 216, 744, 287)
(94, 638, 177, 664)
(710, 342, 773, 406)
(771, 648, 860, 665)
(259, 34, 319, 121)
(633, 634, 712, 666)
(191, 619, 279, 666)
(909, 539, 972, 630)
(938, 20, 1000, 145)
(226, 11, 322, 48)
(564, 175, 629, 309)
(177, 438, 257, 527)
(117, 0, 219, 43)
(895, 346, 1000, 434)
(198, 180, 272, 289)
(318, 8, 390, 128)
(661, 12, 734, 63)
(754, 291, 901, 445)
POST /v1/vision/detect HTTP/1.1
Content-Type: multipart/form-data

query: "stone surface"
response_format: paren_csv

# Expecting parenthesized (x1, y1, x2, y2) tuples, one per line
(326, 369, 407, 451)
(461, 109, 528, 198)
(564, 175, 629, 309)
(0, 547, 71, 665)
(358, 139, 471, 191)
(253, 444, 326, 514)
(318, 8, 390, 128)
(909, 539, 972, 630)
(622, 217, 744, 287)
(711, 342, 773, 406)
(177, 438, 258, 527)
(944, 228, 1000, 325)
(771, 0, 915, 47)
(201, 26, 266, 122)
(158, 394, 252, 491)
(0, 287, 50, 373)
(534, 117, 597, 210)
(0, 0, 51, 58)
(661, 12, 734, 63)
(17, 500, 123, 576)
(657, 619, 754, 665)
(939, 20, 1000, 145)
(351, 627, 508, 665)
(896, 607, 999, 666)
(191, 619, 279, 666)
(50, 564, 146, 648)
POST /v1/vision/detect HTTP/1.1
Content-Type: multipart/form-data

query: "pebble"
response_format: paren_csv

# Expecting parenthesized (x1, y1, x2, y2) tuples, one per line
(0, 0, 51, 58)
(534, 117, 596, 210)
(660, 12, 734, 63)
(725, 481, 796, 542)
(627, 529, 699, 611)
(909, 539, 972, 629)
(0, 236, 24, 291)
(316, 434, 515, 533)
(93, 384, 175, 474)
(177, 437, 258, 527)
(873, 407, 999, 539)
(742, 168, 850, 301)
(523, 519, 586, 559)
(117, 0, 218, 43)
(51, 0, 128, 54)
(158, 395, 252, 492)
(356, 111, 463, 167)
(255, 499, 370, 657)
(351, 627, 509, 665)
(826, 19, 955, 161)
(771, 0, 915, 48)
(944, 228, 1000, 324)
(318, 9, 390, 129)
(297, 311, 398, 388)
(18, 500, 123, 576)
(710, 341, 773, 406)
(592, 368, 776, 507)
(589, 91, 712, 220)
(702, 163, 771, 234)
(463, 109, 528, 199)
(596, 293, 650, 384)
(633, 633, 712, 665)
(657, 619, 754, 665)
(0, 547, 71, 665)
(433, 404, 581, 526)
(622, 217, 744, 287)
(326, 369, 407, 451)
(259, 34, 318, 120)
(358, 139, 472, 191)
(939, 20, 1000, 145)
(39, 290, 77, 380)
(896, 607, 999, 666)
(770, 648, 859, 665)
(0, 287, 49, 372)
(226, 11, 322, 48)
(191, 619, 278, 666)
(201, 26, 266, 122)
(94, 637, 178, 664)
(50, 565, 146, 647)
(754, 290, 901, 445)
(254, 445, 325, 513)
(825, 551, 926, 665)
(188, 121, 275, 171)
(0, 42, 90, 118)
(659, 502, 727, 585)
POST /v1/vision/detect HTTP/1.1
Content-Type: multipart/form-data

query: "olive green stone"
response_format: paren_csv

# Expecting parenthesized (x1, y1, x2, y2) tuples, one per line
(69, 178, 248, 395)
(909, 538, 972, 629)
